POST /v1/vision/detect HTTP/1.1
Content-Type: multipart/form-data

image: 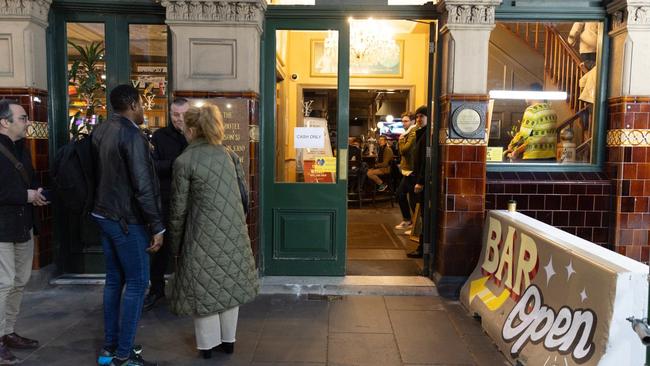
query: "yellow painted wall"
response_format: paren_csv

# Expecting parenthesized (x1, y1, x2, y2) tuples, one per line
(276, 29, 429, 181)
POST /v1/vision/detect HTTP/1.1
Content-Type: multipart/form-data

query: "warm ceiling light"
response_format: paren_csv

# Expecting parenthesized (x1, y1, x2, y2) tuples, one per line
(489, 90, 567, 100)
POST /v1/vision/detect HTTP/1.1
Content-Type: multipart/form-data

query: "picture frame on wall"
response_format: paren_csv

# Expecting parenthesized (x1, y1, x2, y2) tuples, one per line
(310, 39, 404, 78)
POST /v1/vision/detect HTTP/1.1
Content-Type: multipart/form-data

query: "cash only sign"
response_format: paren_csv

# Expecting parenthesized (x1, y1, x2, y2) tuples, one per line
(461, 211, 649, 366)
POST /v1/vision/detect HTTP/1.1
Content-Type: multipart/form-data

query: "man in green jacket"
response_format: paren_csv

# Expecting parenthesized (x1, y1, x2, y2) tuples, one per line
(366, 136, 393, 192)
(395, 112, 417, 230)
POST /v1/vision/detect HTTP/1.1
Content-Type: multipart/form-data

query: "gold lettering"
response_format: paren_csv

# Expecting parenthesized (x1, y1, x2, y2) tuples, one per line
(481, 217, 501, 274)
(495, 226, 516, 289)
(512, 232, 538, 296)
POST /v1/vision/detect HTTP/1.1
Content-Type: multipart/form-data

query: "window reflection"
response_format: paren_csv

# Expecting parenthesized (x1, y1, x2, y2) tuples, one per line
(66, 22, 106, 140)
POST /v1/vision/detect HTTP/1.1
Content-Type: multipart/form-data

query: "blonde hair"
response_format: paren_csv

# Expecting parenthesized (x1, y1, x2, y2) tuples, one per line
(184, 104, 225, 145)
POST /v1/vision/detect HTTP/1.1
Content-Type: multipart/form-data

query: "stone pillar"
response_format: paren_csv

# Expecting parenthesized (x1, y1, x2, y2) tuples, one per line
(0, 0, 53, 269)
(161, 0, 266, 259)
(606, 0, 650, 262)
(434, 0, 501, 295)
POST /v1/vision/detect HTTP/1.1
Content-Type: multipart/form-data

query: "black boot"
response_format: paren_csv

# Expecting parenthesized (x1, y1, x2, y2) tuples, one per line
(200, 349, 212, 359)
(215, 342, 234, 354)
(407, 245, 423, 258)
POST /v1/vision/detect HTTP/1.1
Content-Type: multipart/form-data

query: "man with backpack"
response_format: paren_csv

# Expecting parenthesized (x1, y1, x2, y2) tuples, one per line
(0, 99, 47, 365)
(92, 85, 164, 366)
(144, 97, 189, 311)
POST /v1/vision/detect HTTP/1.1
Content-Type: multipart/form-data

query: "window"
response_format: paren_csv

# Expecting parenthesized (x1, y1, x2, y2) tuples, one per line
(486, 21, 603, 166)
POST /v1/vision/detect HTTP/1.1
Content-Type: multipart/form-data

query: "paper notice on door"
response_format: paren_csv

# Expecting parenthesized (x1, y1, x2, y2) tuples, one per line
(312, 157, 336, 173)
(294, 127, 325, 149)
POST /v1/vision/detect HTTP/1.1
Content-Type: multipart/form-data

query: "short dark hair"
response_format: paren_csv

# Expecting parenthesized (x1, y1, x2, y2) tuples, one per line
(378, 135, 387, 141)
(415, 105, 428, 116)
(110, 84, 140, 112)
(0, 99, 20, 122)
(401, 111, 415, 120)
(530, 82, 544, 91)
(172, 97, 189, 106)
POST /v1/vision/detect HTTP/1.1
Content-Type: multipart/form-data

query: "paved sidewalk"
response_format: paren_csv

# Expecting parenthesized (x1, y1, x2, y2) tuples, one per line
(13, 285, 509, 365)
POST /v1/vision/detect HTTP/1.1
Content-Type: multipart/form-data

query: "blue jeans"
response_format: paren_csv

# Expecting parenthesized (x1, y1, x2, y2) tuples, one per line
(94, 217, 150, 359)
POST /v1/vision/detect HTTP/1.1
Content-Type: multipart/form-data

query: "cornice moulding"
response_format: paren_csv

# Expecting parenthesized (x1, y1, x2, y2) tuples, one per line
(161, 0, 266, 31)
(437, 0, 502, 26)
(0, 0, 52, 26)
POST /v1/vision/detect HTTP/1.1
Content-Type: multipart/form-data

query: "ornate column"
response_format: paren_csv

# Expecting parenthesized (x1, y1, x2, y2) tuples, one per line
(434, 0, 501, 296)
(606, 0, 650, 262)
(161, 0, 266, 259)
(0, 0, 53, 269)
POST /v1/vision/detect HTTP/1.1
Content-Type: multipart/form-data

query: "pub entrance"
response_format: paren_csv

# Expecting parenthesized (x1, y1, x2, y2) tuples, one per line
(262, 7, 439, 277)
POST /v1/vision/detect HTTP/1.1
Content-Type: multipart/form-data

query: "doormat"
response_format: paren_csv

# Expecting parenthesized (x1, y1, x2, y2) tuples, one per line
(347, 223, 401, 249)
(346, 260, 421, 276)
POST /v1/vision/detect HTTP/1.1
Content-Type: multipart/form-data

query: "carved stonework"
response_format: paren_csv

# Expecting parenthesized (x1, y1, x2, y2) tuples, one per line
(161, 0, 266, 24)
(628, 5, 650, 25)
(438, 0, 501, 26)
(0, 0, 51, 25)
(609, 1, 650, 31)
(439, 128, 489, 146)
(446, 4, 495, 25)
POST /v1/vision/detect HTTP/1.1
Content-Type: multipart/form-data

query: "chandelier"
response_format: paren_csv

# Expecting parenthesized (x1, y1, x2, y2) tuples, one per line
(323, 18, 400, 73)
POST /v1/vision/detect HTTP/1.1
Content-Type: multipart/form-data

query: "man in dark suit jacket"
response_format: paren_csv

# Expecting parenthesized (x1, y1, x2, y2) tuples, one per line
(144, 98, 189, 311)
(0, 99, 47, 364)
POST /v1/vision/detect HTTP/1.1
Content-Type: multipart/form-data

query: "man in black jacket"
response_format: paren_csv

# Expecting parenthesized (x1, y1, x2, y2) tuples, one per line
(91, 85, 163, 366)
(0, 99, 47, 364)
(144, 97, 189, 311)
(407, 105, 428, 259)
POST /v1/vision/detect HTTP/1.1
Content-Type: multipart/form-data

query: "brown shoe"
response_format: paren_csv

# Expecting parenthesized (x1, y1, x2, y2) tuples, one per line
(3, 333, 38, 349)
(0, 343, 19, 365)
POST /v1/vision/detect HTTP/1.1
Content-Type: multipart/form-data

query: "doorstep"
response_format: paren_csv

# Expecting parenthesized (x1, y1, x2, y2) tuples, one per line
(261, 275, 437, 296)
(50, 274, 437, 296)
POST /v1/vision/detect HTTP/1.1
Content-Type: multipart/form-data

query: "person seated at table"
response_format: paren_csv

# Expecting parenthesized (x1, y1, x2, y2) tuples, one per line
(348, 137, 365, 193)
(366, 136, 393, 192)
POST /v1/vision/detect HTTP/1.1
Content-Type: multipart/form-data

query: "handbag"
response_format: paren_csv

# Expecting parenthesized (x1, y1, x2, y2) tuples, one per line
(0, 143, 30, 186)
(226, 148, 249, 216)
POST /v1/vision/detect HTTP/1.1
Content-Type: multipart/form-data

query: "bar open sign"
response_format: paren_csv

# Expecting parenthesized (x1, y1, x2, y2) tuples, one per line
(294, 127, 325, 149)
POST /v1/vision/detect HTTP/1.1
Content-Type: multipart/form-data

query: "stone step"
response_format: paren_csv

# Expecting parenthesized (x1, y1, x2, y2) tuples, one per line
(50, 274, 438, 296)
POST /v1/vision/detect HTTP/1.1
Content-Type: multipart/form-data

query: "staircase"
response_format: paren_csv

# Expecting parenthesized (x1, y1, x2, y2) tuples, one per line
(503, 22, 593, 163)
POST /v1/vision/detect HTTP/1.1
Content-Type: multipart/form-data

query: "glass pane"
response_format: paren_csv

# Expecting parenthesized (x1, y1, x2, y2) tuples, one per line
(129, 24, 169, 132)
(486, 21, 603, 165)
(67, 22, 106, 139)
(275, 29, 338, 183)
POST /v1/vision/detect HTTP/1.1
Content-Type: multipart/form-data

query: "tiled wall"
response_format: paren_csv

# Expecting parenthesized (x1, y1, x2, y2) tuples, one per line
(606, 96, 650, 262)
(0, 88, 52, 269)
(435, 95, 489, 278)
(485, 172, 612, 247)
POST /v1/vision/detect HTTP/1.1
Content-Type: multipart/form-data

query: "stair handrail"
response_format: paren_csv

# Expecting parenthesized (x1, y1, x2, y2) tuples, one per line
(545, 25, 589, 75)
(555, 105, 591, 133)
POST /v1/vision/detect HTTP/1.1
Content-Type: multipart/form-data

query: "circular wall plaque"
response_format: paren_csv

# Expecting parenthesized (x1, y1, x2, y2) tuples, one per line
(456, 108, 481, 134)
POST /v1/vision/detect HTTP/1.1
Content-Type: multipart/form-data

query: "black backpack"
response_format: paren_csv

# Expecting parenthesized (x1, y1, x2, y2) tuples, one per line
(51, 136, 95, 214)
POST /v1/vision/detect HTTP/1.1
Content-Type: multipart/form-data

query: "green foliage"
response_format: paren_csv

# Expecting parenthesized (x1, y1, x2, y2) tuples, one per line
(68, 40, 106, 140)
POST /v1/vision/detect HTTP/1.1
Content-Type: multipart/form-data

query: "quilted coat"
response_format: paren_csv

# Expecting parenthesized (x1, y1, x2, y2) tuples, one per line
(168, 139, 259, 316)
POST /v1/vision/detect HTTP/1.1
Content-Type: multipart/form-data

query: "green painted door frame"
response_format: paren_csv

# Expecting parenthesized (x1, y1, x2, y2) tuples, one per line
(262, 18, 350, 276)
(47, 2, 166, 273)
(261, 5, 441, 276)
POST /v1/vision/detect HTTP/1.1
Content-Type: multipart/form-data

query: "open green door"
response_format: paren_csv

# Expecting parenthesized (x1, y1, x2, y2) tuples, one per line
(262, 19, 350, 275)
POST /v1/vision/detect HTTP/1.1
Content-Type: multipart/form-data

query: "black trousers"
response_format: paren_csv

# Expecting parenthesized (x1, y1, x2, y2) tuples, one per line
(397, 174, 417, 221)
(149, 229, 171, 295)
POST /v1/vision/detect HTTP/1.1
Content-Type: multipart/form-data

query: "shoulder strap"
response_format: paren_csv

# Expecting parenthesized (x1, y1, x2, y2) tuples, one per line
(0, 143, 30, 186)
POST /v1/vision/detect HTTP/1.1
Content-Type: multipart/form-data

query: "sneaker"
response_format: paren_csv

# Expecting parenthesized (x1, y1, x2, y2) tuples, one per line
(377, 183, 388, 192)
(109, 353, 157, 366)
(98, 345, 143, 365)
(0, 343, 18, 365)
(394, 221, 412, 230)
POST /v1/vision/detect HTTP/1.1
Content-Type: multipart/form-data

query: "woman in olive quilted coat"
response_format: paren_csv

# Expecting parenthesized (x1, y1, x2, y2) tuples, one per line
(168, 104, 259, 359)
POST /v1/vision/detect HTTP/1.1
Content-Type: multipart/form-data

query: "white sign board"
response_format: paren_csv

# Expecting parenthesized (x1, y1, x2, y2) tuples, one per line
(294, 127, 325, 149)
(461, 211, 649, 366)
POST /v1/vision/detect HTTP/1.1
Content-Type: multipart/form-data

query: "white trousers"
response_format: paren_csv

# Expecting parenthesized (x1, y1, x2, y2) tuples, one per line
(0, 234, 34, 336)
(193, 306, 239, 350)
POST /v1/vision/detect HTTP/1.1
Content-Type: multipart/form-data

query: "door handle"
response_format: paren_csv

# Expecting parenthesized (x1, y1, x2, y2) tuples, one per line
(339, 148, 347, 180)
